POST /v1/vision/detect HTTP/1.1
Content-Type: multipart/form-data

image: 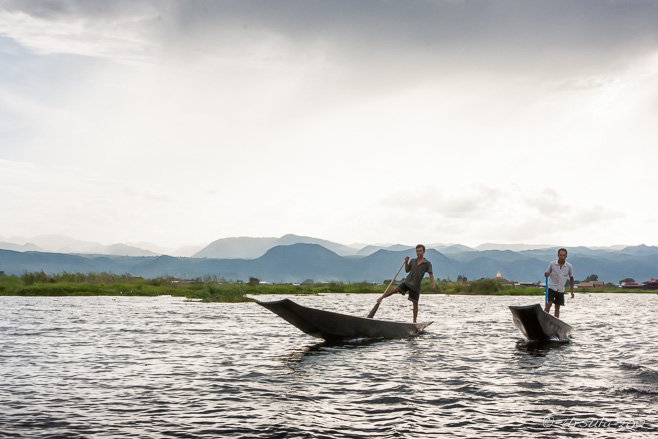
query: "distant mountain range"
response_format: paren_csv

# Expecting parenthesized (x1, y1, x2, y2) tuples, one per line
(0, 234, 199, 257)
(1, 236, 657, 284)
(0, 233, 482, 258)
(193, 234, 360, 258)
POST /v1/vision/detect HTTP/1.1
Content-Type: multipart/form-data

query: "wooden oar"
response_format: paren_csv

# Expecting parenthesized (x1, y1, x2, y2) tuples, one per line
(367, 261, 406, 319)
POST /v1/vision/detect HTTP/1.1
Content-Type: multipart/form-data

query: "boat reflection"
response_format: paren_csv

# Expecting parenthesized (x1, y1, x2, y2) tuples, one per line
(306, 337, 388, 351)
(280, 337, 393, 372)
(513, 338, 572, 369)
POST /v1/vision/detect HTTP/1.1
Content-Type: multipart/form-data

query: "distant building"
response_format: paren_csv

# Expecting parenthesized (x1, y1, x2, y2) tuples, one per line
(577, 281, 605, 288)
(493, 269, 514, 285)
(644, 278, 658, 290)
(620, 279, 658, 290)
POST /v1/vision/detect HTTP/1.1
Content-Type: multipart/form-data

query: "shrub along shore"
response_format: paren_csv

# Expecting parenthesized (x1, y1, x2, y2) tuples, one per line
(0, 271, 643, 302)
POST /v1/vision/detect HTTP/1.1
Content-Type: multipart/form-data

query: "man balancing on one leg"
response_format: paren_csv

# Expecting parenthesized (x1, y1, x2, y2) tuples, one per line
(373, 244, 436, 323)
(544, 248, 574, 319)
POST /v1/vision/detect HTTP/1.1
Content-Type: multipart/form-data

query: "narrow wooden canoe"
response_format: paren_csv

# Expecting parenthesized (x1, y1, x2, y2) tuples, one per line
(509, 303, 573, 341)
(258, 298, 432, 341)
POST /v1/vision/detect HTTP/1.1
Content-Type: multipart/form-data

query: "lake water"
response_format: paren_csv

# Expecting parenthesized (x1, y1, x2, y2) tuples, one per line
(1, 293, 657, 438)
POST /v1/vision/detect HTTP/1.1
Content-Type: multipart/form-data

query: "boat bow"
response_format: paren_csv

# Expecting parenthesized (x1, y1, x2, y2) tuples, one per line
(509, 303, 573, 341)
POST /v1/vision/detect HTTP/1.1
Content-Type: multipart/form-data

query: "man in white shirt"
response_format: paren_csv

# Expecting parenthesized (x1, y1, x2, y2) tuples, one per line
(544, 248, 574, 318)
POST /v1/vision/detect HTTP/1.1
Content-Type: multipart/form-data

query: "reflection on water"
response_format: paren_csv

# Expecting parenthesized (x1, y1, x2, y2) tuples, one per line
(0, 293, 657, 438)
(513, 339, 572, 369)
(515, 339, 571, 356)
(304, 336, 392, 352)
(282, 339, 375, 372)
(283, 336, 417, 372)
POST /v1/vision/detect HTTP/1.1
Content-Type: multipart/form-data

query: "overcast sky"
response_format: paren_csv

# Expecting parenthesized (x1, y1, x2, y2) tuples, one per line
(1, 0, 657, 249)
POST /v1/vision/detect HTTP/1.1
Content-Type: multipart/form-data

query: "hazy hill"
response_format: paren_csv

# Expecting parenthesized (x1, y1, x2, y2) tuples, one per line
(434, 244, 475, 254)
(0, 242, 44, 252)
(0, 250, 106, 274)
(0, 234, 188, 257)
(94, 244, 158, 257)
(619, 244, 658, 256)
(251, 244, 351, 282)
(193, 236, 278, 259)
(194, 234, 359, 258)
(127, 242, 204, 257)
(14, 235, 103, 253)
(356, 244, 414, 256)
(475, 243, 554, 251)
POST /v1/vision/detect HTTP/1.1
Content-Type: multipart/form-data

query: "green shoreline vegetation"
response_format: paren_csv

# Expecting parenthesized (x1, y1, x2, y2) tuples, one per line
(0, 271, 646, 302)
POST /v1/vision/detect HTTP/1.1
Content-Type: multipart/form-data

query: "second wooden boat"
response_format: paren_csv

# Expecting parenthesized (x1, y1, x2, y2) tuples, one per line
(509, 303, 573, 341)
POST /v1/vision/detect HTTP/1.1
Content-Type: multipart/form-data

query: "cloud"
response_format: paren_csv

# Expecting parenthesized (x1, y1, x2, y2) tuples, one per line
(525, 188, 571, 218)
(383, 185, 506, 219)
(377, 183, 630, 246)
(3, 1, 658, 75)
(2, 1, 658, 248)
(0, 0, 162, 60)
(548, 76, 622, 92)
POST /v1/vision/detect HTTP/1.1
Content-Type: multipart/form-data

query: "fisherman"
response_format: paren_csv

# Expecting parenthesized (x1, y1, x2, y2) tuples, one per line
(544, 248, 574, 318)
(375, 244, 436, 323)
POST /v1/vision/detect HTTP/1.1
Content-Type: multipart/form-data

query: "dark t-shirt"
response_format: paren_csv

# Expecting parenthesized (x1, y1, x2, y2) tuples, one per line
(402, 258, 433, 293)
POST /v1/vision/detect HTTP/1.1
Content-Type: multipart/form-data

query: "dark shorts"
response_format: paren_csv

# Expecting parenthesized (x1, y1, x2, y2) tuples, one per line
(398, 282, 420, 303)
(547, 288, 565, 306)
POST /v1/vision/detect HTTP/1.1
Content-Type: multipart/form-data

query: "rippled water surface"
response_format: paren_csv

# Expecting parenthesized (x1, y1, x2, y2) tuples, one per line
(1, 293, 657, 438)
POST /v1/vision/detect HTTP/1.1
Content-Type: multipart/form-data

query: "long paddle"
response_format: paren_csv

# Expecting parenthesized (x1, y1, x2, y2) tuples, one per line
(367, 261, 406, 319)
(545, 275, 549, 306)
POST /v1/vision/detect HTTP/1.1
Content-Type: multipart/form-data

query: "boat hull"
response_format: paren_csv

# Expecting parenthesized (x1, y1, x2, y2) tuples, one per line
(509, 304, 573, 341)
(258, 299, 432, 341)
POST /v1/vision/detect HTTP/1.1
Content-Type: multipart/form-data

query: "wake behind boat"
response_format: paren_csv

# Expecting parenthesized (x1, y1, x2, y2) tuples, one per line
(509, 303, 573, 341)
(258, 298, 432, 341)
